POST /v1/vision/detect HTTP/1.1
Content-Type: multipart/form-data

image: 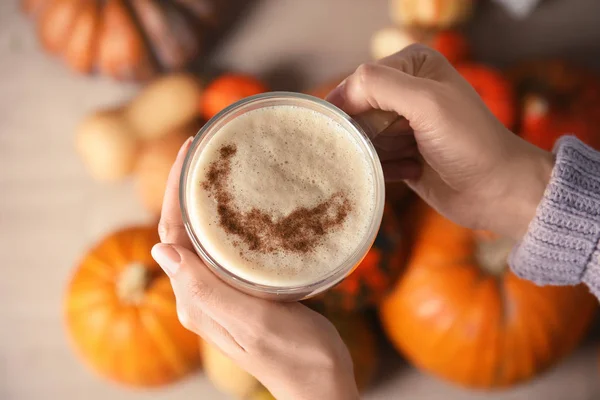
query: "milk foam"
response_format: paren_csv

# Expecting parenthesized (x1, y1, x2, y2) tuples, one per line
(187, 105, 376, 287)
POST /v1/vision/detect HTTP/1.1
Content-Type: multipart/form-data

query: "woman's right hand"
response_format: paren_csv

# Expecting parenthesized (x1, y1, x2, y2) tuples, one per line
(327, 45, 555, 240)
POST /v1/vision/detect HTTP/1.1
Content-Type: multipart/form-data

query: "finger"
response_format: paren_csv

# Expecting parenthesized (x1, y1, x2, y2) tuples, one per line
(374, 131, 416, 154)
(376, 141, 418, 162)
(158, 137, 194, 248)
(405, 163, 457, 206)
(378, 146, 419, 162)
(176, 301, 244, 357)
(326, 45, 451, 129)
(152, 242, 250, 355)
(325, 44, 447, 109)
(376, 44, 452, 82)
(379, 116, 412, 135)
(329, 63, 438, 132)
(382, 159, 423, 181)
(152, 243, 247, 321)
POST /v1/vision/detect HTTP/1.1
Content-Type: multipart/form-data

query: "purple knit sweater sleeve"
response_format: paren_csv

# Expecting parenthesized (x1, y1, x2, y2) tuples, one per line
(509, 136, 600, 299)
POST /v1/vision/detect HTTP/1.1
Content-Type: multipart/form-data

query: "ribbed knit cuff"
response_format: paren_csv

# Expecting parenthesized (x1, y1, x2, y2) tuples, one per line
(509, 136, 600, 297)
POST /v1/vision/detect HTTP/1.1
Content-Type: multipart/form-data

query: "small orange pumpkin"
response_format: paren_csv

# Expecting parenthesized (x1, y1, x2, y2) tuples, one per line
(201, 74, 269, 120)
(520, 94, 600, 151)
(311, 203, 406, 312)
(65, 226, 202, 387)
(22, 0, 231, 81)
(380, 203, 597, 388)
(430, 29, 469, 64)
(457, 63, 517, 129)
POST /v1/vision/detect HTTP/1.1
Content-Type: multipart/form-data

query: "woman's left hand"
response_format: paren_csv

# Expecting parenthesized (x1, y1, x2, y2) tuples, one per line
(152, 137, 359, 400)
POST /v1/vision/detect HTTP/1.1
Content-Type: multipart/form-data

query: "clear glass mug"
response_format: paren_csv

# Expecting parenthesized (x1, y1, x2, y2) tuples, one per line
(180, 92, 397, 301)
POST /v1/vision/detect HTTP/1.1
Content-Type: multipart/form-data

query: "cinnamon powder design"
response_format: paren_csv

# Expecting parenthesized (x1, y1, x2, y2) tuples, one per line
(202, 144, 352, 254)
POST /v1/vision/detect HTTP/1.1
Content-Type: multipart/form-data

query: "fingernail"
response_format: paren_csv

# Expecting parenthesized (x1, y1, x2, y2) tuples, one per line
(152, 244, 181, 277)
(325, 81, 346, 108)
(178, 136, 194, 156)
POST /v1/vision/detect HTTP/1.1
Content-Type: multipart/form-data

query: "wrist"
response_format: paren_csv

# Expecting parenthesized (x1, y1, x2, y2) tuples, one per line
(309, 358, 360, 400)
(258, 352, 360, 400)
(494, 136, 555, 241)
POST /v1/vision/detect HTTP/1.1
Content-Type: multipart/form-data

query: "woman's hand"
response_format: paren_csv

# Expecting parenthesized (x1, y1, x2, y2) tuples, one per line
(327, 45, 554, 240)
(151, 138, 359, 400)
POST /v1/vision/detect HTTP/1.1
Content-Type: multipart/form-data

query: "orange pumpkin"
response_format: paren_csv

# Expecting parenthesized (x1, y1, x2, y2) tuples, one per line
(65, 226, 202, 387)
(201, 74, 269, 120)
(22, 0, 231, 81)
(430, 30, 469, 65)
(380, 204, 597, 388)
(520, 94, 600, 151)
(311, 203, 406, 312)
(509, 59, 600, 101)
(457, 64, 517, 129)
(509, 59, 600, 150)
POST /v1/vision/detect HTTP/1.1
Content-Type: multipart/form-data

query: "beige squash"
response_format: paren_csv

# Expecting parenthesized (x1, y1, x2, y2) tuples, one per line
(125, 74, 203, 140)
(203, 343, 270, 399)
(76, 107, 139, 182)
(135, 122, 199, 214)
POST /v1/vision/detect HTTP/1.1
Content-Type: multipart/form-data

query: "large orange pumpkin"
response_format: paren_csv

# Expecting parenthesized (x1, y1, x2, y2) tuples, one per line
(21, 0, 232, 81)
(65, 226, 202, 387)
(509, 59, 600, 150)
(310, 203, 406, 312)
(380, 203, 597, 388)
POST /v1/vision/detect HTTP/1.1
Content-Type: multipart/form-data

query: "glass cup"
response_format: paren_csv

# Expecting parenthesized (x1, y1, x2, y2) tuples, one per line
(180, 92, 392, 301)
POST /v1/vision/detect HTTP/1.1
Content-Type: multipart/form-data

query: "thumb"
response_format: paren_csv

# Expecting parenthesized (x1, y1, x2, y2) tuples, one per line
(151, 243, 251, 328)
(151, 243, 252, 355)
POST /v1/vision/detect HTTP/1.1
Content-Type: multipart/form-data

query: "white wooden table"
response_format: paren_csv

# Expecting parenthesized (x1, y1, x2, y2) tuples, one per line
(2, 0, 600, 398)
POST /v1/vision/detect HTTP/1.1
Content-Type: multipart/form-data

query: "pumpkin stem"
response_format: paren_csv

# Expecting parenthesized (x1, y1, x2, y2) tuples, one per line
(524, 94, 549, 118)
(475, 236, 515, 276)
(117, 263, 151, 305)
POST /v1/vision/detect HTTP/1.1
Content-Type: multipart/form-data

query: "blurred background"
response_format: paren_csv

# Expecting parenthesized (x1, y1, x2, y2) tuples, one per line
(2, 0, 600, 399)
